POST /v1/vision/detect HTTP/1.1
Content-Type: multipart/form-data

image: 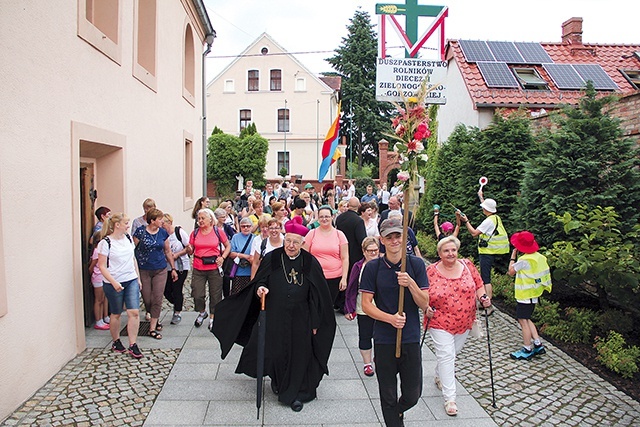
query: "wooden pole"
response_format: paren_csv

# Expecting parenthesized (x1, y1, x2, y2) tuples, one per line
(395, 178, 412, 358)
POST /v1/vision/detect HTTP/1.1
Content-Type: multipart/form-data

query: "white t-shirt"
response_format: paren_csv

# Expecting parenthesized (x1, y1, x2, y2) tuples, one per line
(365, 218, 380, 237)
(251, 236, 283, 259)
(97, 235, 138, 283)
(167, 227, 191, 271)
(477, 216, 497, 236)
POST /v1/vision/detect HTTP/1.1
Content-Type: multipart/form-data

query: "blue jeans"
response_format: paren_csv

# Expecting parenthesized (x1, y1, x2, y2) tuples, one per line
(103, 278, 140, 313)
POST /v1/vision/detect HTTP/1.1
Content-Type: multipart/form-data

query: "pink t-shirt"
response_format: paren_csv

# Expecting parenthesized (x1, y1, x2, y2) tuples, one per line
(91, 247, 104, 284)
(427, 259, 484, 335)
(189, 227, 228, 271)
(305, 227, 348, 279)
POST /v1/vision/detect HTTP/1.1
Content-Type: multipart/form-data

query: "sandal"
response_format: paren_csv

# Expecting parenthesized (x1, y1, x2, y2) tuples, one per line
(156, 322, 163, 331)
(444, 401, 457, 416)
(149, 330, 162, 340)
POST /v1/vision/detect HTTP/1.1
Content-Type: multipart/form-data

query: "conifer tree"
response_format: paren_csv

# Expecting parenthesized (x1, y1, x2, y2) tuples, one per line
(327, 10, 392, 170)
(517, 83, 640, 246)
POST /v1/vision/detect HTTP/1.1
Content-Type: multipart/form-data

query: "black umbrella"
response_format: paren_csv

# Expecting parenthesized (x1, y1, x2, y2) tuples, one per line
(256, 293, 267, 419)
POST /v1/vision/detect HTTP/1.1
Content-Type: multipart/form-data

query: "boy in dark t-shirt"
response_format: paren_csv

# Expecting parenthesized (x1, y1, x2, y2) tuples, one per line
(360, 218, 429, 427)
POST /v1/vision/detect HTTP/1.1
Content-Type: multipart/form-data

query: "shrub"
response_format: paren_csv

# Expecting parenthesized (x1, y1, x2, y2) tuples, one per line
(532, 298, 561, 331)
(415, 231, 437, 260)
(595, 331, 640, 379)
(491, 272, 516, 309)
(354, 177, 376, 199)
(544, 307, 595, 344)
(595, 309, 635, 337)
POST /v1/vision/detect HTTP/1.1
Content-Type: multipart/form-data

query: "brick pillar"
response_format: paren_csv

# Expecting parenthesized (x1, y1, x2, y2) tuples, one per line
(378, 139, 389, 184)
(562, 17, 583, 44)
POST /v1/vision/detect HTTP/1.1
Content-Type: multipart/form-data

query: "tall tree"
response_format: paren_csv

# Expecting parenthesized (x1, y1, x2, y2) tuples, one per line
(516, 83, 640, 246)
(327, 9, 392, 171)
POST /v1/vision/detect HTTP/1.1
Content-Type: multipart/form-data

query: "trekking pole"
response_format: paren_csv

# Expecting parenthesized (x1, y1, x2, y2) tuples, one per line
(420, 307, 434, 347)
(483, 306, 497, 408)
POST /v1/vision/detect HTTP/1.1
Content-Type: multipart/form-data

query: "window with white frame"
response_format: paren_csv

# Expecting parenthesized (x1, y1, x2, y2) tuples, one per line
(295, 77, 306, 91)
(224, 79, 235, 92)
(277, 108, 290, 132)
(240, 109, 252, 130)
(248, 70, 259, 91)
(270, 69, 282, 91)
(277, 151, 290, 174)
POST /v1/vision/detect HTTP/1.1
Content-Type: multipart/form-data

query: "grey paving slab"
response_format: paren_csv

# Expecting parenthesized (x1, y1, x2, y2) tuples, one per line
(6, 303, 640, 427)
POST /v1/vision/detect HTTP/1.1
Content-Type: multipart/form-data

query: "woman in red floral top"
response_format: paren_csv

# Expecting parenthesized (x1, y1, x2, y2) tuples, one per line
(425, 236, 491, 416)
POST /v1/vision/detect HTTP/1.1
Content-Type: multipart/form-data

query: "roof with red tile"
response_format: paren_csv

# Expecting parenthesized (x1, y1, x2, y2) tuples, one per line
(447, 39, 640, 109)
(319, 75, 342, 92)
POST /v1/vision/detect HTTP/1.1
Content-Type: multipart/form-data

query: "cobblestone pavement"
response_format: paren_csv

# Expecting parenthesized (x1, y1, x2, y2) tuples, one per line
(428, 309, 640, 426)
(3, 271, 639, 426)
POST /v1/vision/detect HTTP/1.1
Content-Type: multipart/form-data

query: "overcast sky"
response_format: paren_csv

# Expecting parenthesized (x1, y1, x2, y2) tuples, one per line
(203, 0, 638, 82)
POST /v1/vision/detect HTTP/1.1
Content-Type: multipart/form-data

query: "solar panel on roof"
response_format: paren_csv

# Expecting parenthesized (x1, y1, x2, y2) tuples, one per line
(487, 41, 525, 63)
(477, 62, 519, 88)
(543, 64, 584, 89)
(515, 42, 554, 64)
(573, 64, 618, 90)
(459, 40, 495, 62)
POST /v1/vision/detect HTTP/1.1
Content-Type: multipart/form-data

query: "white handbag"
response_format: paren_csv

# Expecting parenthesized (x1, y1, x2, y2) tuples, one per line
(470, 318, 485, 338)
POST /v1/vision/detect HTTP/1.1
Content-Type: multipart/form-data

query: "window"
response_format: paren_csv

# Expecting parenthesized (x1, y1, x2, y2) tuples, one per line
(78, 0, 121, 64)
(295, 77, 306, 92)
(512, 67, 549, 90)
(85, 0, 119, 43)
(277, 108, 290, 132)
(133, 0, 157, 90)
(240, 109, 252, 130)
(184, 136, 193, 203)
(277, 152, 290, 174)
(224, 79, 235, 92)
(248, 70, 259, 91)
(183, 24, 195, 104)
(270, 69, 282, 91)
(620, 69, 640, 90)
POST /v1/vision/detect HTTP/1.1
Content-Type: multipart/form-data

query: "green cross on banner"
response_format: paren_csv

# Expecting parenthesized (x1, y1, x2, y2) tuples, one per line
(376, 1, 446, 58)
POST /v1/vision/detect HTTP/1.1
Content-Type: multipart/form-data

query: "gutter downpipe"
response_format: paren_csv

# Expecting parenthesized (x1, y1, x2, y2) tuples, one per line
(193, 0, 216, 197)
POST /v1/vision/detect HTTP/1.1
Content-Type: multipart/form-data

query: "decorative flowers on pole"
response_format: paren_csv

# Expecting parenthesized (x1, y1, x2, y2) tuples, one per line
(385, 79, 433, 195)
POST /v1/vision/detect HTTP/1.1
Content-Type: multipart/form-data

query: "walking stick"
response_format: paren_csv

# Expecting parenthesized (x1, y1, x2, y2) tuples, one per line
(483, 306, 497, 408)
(420, 316, 431, 348)
(395, 191, 411, 358)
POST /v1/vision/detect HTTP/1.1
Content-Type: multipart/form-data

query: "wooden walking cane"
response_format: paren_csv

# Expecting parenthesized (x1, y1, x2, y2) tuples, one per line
(395, 186, 412, 358)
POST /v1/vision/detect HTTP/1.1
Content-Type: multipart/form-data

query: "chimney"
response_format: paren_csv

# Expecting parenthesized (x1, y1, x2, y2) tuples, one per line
(562, 17, 583, 44)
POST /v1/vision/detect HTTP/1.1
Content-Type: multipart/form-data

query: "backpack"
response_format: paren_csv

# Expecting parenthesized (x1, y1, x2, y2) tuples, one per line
(260, 237, 268, 260)
(103, 234, 133, 268)
(175, 226, 186, 248)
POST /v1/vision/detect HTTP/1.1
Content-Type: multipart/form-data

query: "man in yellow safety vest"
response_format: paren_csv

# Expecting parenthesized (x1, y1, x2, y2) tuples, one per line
(459, 198, 509, 315)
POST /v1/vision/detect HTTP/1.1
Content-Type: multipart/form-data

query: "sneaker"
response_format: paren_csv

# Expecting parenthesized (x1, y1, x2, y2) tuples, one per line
(363, 364, 374, 377)
(128, 343, 144, 359)
(194, 311, 208, 327)
(532, 344, 546, 356)
(145, 312, 151, 321)
(434, 376, 442, 390)
(111, 339, 126, 353)
(103, 316, 110, 324)
(94, 321, 109, 330)
(510, 347, 534, 360)
(171, 313, 182, 325)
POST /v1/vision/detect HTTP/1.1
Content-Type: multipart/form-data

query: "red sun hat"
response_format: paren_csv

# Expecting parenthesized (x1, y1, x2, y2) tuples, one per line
(510, 231, 539, 254)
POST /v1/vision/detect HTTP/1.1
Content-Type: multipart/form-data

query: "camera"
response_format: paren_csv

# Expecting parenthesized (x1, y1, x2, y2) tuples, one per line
(478, 239, 489, 248)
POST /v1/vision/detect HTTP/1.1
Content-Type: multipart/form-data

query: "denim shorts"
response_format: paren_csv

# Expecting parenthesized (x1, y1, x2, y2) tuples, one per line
(103, 278, 140, 312)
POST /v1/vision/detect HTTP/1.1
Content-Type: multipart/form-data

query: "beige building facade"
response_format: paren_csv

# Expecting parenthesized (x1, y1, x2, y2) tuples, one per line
(0, 1, 214, 420)
(206, 33, 340, 181)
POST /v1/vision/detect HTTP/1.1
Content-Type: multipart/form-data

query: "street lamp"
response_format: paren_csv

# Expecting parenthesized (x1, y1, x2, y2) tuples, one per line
(283, 99, 287, 174)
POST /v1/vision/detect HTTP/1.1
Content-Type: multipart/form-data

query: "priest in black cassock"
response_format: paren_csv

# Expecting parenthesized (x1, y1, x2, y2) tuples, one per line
(212, 219, 336, 412)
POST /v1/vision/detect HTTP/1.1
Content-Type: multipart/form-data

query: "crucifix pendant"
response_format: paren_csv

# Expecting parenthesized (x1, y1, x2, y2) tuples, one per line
(289, 268, 299, 285)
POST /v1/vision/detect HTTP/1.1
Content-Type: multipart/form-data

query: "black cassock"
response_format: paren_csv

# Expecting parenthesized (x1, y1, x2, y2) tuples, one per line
(213, 247, 336, 406)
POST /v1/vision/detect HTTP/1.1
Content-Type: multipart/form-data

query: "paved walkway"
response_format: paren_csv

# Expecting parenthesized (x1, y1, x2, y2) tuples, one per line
(3, 306, 639, 426)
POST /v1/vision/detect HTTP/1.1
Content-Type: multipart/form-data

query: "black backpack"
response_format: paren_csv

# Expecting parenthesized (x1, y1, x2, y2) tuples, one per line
(103, 234, 133, 268)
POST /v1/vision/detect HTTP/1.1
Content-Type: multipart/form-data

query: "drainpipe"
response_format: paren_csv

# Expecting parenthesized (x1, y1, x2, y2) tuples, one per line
(202, 35, 215, 196)
(193, 0, 216, 197)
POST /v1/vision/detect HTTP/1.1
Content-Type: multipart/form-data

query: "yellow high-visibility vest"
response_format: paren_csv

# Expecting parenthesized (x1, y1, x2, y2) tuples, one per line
(478, 215, 509, 254)
(514, 252, 552, 299)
